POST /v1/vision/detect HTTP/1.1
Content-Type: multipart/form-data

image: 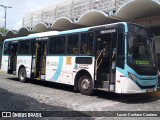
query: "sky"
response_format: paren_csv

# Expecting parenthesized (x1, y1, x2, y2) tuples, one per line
(0, 0, 62, 31)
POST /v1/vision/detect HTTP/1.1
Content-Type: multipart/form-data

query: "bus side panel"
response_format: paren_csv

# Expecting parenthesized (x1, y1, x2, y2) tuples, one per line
(115, 69, 125, 93)
(16, 56, 32, 78)
(45, 56, 95, 86)
(72, 57, 95, 84)
(45, 56, 68, 84)
(64, 56, 95, 85)
(1, 55, 9, 72)
(45, 56, 54, 81)
(63, 56, 75, 85)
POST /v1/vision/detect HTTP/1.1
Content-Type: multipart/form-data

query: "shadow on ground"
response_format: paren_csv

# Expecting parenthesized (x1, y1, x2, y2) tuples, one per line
(6, 77, 160, 104)
(95, 89, 160, 104)
(0, 88, 95, 119)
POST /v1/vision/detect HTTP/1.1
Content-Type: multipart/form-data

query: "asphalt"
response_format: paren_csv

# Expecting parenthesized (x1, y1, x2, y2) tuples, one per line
(0, 72, 160, 120)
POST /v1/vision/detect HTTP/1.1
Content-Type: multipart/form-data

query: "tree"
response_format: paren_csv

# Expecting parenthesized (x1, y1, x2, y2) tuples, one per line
(0, 27, 8, 34)
(0, 28, 5, 33)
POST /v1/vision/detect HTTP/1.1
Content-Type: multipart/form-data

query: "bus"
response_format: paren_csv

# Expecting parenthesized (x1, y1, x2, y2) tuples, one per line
(1, 22, 158, 95)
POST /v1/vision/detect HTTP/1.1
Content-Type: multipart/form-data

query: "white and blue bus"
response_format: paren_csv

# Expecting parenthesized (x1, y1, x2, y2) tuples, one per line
(1, 22, 158, 95)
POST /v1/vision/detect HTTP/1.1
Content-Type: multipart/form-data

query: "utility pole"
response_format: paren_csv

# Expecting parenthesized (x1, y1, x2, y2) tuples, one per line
(0, 5, 12, 35)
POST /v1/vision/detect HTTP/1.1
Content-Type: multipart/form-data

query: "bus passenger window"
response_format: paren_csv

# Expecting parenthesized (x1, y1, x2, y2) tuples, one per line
(80, 33, 93, 55)
(19, 40, 30, 55)
(67, 34, 79, 55)
(49, 36, 66, 54)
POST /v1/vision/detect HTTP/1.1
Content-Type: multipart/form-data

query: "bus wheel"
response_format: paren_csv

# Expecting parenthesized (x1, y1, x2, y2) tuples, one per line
(78, 75, 94, 95)
(18, 68, 27, 83)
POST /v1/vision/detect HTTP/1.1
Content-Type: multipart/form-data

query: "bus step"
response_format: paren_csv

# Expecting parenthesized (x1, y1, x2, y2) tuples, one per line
(102, 81, 109, 88)
(102, 81, 115, 91)
(101, 73, 110, 81)
(35, 77, 41, 80)
(110, 83, 115, 91)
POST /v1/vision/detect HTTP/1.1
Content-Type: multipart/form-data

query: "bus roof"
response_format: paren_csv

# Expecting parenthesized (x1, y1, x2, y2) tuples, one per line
(4, 22, 129, 42)
(4, 36, 37, 42)
(28, 31, 59, 37)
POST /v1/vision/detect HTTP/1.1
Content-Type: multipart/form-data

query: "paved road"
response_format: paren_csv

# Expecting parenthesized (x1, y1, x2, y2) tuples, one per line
(0, 72, 160, 119)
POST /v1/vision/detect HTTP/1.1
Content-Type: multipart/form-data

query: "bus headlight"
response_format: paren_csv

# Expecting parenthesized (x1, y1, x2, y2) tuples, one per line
(128, 72, 137, 82)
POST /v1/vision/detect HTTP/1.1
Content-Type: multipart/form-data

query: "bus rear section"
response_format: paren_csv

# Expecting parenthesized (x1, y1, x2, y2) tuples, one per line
(1, 41, 20, 75)
(1, 42, 9, 72)
(1, 39, 33, 82)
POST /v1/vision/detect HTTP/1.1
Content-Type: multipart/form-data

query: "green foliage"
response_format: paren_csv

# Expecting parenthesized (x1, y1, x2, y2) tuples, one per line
(0, 28, 8, 34)
(0, 28, 5, 33)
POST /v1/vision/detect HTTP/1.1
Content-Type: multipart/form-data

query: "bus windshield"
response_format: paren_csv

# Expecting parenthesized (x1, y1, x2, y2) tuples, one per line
(127, 33, 156, 67)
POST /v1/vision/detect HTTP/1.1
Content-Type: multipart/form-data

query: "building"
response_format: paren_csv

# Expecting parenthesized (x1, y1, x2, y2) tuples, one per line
(23, 0, 129, 29)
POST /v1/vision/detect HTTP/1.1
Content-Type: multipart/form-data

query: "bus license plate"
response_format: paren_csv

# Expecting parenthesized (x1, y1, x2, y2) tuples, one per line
(147, 89, 153, 92)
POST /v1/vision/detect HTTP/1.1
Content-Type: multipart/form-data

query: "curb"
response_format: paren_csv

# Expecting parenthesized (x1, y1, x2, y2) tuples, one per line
(148, 89, 160, 97)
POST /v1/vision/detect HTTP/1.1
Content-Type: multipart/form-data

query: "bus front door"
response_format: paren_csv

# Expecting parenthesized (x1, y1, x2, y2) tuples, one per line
(96, 32, 117, 91)
(8, 43, 18, 74)
(33, 41, 47, 80)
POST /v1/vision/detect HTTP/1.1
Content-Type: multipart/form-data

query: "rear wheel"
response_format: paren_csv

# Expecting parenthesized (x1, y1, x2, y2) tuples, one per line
(18, 68, 28, 83)
(78, 75, 94, 95)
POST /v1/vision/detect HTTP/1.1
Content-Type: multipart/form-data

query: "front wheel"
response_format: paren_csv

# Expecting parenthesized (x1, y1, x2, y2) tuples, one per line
(18, 68, 28, 83)
(78, 75, 94, 95)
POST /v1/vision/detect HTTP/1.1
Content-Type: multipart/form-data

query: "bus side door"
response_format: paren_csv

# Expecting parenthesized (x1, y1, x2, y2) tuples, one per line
(8, 42, 18, 74)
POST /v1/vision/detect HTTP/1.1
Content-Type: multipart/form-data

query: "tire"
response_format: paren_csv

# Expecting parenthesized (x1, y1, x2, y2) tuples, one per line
(18, 68, 28, 83)
(78, 75, 94, 95)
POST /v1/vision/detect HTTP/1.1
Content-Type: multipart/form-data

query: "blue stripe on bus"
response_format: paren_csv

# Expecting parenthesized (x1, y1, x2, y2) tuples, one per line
(59, 28, 89, 35)
(4, 36, 37, 42)
(53, 56, 64, 81)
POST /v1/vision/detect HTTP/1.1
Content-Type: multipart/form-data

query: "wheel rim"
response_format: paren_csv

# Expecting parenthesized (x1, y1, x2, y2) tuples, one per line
(20, 70, 25, 80)
(81, 78, 90, 91)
